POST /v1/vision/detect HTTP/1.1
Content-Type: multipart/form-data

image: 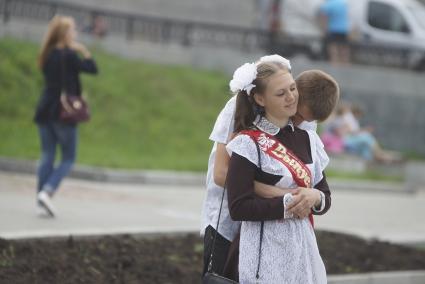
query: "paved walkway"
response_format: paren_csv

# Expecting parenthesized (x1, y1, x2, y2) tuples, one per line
(0, 171, 424, 244)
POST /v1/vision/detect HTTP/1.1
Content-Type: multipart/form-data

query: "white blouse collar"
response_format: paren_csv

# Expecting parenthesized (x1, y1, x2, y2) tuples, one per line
(253, 115, 294, 136)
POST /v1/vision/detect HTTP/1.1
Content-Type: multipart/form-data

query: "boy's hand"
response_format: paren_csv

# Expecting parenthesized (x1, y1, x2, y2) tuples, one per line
(286, 187, 321, 218)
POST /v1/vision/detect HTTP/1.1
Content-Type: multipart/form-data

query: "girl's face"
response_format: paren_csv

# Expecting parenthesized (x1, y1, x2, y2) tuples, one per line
(64, 20, 77, 45)
(254, 70, 299, 123)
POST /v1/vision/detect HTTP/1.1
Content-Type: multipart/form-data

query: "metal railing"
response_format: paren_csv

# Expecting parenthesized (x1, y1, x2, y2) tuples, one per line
(0, 0, 423, 70)
(0, 0, 276, 51)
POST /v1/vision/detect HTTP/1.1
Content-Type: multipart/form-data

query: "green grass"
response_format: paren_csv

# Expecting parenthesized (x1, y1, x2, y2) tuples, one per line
(413, 243, 425, 251)
(403, 151, 425, 161)
(0, 38, 418, 180)
(326, 170, 404, 183)
(0, 37, 230, 171)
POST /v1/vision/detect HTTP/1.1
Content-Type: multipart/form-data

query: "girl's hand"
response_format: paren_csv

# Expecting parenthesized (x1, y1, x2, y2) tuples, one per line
(69, 41, 91, 58)
(286, 187, 321, 218)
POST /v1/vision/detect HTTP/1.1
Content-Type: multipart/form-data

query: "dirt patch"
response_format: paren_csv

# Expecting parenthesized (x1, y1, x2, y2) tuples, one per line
(0, 231, 424, 283)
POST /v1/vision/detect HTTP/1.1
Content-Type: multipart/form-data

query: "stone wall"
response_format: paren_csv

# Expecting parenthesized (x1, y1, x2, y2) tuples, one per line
(46, 0, 258, 27)
(293, 60, 425, 155)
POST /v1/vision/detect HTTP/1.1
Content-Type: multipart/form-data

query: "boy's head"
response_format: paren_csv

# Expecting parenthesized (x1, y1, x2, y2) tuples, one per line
(295, 70, 340, 122)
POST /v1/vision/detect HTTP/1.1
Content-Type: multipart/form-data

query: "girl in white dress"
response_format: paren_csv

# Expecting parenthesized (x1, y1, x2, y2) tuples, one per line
(225, 59, 330, 283)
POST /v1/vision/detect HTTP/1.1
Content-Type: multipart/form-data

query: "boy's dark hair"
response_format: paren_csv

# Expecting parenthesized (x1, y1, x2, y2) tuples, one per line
(296, 70, 340, 122)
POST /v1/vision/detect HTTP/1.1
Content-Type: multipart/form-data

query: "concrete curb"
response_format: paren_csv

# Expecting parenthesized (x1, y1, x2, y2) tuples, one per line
(0, 157, 421, 193)
(328, 270, 425, 284)
(0, 157, 205, 186)
(0, 227, 198, 241)
(328, 179, 407, 194)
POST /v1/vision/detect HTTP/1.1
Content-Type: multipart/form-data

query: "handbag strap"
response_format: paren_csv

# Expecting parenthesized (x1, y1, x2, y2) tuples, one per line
(207, 176, 227, 273)
(207, 135, 265, 280)
(60, 49, 68, 95)
(253, 140, 264, 281)
(59, 49, 76, 113)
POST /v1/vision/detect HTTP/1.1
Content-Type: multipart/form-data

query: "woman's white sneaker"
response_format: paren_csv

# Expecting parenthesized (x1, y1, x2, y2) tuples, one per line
(36, 203, 52, 218)
(37, 191, 56, 217)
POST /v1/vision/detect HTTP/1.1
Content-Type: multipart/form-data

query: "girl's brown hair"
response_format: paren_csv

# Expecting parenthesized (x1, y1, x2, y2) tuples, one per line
(234, 61, 290, 132)
(38, 15, 74, 68)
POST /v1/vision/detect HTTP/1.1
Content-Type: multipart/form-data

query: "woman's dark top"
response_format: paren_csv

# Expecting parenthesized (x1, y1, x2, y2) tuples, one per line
(227, 125, 331, 222)
(34, 47, 98, 124)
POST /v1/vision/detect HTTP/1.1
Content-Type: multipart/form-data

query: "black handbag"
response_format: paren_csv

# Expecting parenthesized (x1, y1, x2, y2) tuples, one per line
(202, 181, 238, 284)
(202, 140, 264, 284)
(203, 272, 238, 284)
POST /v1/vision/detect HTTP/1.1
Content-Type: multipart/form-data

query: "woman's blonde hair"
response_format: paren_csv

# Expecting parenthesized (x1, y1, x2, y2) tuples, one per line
(38, 15, 74, 68)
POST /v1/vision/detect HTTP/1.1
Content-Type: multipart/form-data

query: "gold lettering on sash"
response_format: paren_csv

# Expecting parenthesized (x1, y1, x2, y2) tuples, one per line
(304, 176, 311, 187)
(296, 168, 303, 178)
(271, 144, 286, 159)
(255, 132, 312, 188)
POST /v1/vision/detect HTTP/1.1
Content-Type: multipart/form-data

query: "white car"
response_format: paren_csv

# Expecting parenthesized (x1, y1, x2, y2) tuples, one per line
(272, 0, 425, 70)
(349, 0, 425, 70)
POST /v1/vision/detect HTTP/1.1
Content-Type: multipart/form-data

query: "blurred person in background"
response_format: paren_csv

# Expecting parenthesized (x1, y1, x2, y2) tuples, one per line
(318, 0, 350, 65)
(83, 13, 108, 38)
(256, 0, 271, 30)
(34, 15, 98, 217)
(322, 103, 403, 163)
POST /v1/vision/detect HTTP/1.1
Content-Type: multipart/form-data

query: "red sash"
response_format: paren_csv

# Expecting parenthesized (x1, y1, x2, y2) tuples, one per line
(240, 129, 315, 227)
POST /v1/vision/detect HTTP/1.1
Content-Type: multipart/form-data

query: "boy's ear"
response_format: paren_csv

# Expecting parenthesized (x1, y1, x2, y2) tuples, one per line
(253, 93, 265, 107)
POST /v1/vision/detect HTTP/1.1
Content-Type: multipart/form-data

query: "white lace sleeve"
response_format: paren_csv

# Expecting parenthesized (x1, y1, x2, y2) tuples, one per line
(226, 134, 259, 166)
(306, 130, 330, 185)
(209, 96, 237, 144)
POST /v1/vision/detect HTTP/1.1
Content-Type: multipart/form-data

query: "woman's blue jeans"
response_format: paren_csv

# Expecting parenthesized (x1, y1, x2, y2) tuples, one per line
(37, 122, 77, 195)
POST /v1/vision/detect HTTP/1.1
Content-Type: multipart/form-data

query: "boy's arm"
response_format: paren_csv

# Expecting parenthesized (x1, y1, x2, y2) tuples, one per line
(254, 181, 293, 198)
(213, 143, 230, 188)
(311, 173, 331, 215)
(227, 153, 285, 221)
(215, 142, 293, 198)
(210, 96, 237, 187)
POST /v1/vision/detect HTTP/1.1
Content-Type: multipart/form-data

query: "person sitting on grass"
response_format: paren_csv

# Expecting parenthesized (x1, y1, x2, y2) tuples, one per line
(321, 102, 403, 164)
